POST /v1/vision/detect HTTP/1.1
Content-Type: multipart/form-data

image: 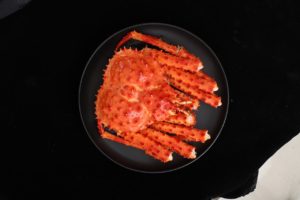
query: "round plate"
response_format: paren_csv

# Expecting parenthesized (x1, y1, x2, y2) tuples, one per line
(79, 23, 229, 173)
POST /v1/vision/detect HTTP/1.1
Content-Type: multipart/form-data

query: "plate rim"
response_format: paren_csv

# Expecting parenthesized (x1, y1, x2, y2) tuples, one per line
(78, 22, 230, 173)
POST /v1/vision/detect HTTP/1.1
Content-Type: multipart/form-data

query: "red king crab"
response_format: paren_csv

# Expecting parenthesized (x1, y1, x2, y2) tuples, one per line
(95, 31, 222, 162)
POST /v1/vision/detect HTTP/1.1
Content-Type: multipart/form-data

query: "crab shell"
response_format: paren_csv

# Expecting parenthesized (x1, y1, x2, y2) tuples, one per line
(96, 48, 176, 133)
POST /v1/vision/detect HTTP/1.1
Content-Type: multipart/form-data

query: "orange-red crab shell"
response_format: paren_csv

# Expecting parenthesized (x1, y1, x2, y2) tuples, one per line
(95, 31, 221, 162)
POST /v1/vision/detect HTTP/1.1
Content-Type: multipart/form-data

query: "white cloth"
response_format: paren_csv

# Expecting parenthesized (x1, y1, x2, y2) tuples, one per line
(220, 133, 300, 200)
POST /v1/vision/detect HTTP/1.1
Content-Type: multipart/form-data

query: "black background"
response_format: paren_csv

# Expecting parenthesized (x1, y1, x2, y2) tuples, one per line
(1, 0, 300, 199)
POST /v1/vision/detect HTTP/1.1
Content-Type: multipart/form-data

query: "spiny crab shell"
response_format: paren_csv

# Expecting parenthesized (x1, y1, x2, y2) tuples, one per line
(95, 31, 221, 162)
(97, 48, 179, 133)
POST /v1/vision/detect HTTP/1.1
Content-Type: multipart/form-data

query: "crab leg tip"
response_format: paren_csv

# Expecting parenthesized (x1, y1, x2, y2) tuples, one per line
(186, 115, 195, 125)
(168, 153, 174, 161)
(190, 148, 196, 159)
(205, 132, 211, 141)
(213, 85, 219, 91)
(218, 101, 222, 107)
(197, 63, 204, 71)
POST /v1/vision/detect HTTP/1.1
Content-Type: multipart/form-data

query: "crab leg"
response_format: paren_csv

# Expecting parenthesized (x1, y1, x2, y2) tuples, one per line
(168, 76, 222, 107)
(151, 122, 210, 143)
(118, 131, 173, 162)
(102, 131, 140, 148)
(116, 31, 203, 70)
(140, 128, 196, 159)
(142, 48, 202, 72)
(164, 110, 196, 126)
(165, 66, 218, 93)
(172, 90, 200, 110)
(197, 70, 217, 82)
(98, 118, 173, 162)
(165, 86, 200, 110)
(102, 131, 172, 162)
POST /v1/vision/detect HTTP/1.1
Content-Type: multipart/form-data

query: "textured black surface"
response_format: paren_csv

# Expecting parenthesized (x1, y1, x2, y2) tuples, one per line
(79, 23, 229, 173)
(1, 0, 300, 199)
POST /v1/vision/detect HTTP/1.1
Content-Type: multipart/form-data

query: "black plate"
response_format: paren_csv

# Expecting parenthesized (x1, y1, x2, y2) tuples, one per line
(79, 23, 229, 173)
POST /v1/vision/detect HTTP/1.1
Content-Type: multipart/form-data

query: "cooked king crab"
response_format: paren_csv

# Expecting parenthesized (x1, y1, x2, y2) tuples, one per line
(95, 31, 221, 162)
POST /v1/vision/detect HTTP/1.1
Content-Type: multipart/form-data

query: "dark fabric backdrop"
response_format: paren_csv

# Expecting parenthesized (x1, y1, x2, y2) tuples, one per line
(1, 1, 299, 199)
